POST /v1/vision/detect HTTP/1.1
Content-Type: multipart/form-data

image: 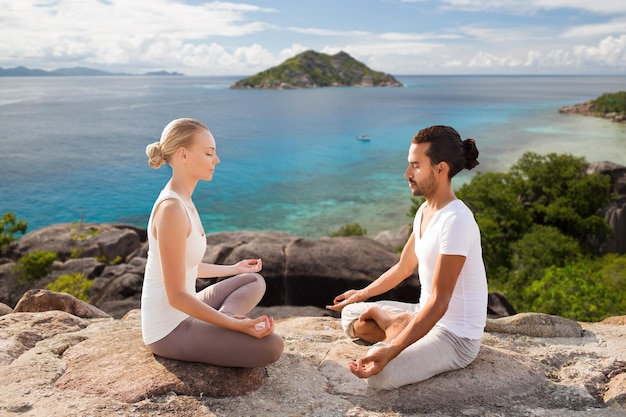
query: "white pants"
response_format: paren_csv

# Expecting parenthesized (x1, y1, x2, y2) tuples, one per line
(341, 301, 482, 390)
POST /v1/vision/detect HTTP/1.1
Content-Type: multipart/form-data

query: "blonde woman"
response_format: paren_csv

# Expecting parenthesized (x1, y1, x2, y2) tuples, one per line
(141, 118, 283, 367)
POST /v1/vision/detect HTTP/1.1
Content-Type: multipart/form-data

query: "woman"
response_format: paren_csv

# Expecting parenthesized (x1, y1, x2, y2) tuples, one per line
(141, 118, 283, 367)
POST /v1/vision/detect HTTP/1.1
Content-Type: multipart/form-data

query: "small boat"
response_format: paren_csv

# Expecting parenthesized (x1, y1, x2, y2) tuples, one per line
(356, 134, 371, 141)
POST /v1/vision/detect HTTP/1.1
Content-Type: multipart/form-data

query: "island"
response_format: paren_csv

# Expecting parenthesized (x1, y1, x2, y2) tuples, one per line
(559, 91, 626, 123)
(230, 50, 403, 89)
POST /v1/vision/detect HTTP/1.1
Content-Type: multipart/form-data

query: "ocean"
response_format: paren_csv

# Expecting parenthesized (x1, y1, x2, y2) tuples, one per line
(1, 75, 625, 239)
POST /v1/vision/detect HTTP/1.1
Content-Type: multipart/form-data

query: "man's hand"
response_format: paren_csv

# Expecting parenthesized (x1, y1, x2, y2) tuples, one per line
(348, 343, 393, 378)
(326, 289, 365, 311)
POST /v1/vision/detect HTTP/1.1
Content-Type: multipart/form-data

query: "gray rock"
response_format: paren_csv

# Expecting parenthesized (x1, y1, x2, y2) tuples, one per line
(283, 236, 419, 306)
(486, 312, 583, 337)
(15, 223, 143, 262)
(0, 302, 11, 316)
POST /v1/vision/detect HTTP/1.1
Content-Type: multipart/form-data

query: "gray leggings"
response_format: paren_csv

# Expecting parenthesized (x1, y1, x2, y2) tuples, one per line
(147, 273, 284, 368)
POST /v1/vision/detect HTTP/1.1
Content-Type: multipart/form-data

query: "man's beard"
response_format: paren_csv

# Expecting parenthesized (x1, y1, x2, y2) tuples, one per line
(410, 171, 437, 197)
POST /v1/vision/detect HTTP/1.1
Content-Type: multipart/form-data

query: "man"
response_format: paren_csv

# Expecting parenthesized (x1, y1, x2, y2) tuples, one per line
(327, 125, 488, 389)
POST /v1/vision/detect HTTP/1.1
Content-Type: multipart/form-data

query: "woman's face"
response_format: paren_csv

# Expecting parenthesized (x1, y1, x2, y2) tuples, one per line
(187, 129, 220, 181)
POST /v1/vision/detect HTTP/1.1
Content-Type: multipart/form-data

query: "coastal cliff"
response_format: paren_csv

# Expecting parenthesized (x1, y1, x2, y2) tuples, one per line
(230, 50, 403, 89)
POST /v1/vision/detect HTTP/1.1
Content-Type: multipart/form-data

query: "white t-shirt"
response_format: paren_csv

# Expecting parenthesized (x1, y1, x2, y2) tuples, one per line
(141, 189, 207, 345)
(414, 199, 487, 339)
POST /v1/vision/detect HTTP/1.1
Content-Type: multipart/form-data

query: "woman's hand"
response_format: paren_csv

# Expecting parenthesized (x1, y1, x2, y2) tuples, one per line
(234, 258, 263, 274)
(232, 314, 276, 339)
(326, 289, 367, 311)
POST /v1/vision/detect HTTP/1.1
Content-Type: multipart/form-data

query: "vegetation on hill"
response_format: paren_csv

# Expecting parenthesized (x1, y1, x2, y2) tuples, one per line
(231, 50, 402, 89)
(589, 91, 626, 115)
(559, 91, 626, 123)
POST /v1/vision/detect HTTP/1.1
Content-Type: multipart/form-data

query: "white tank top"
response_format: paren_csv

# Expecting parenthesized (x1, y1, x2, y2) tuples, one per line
(141, 189, 207, 345)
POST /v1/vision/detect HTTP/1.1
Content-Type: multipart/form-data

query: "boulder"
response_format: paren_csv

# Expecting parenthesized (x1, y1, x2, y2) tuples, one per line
(0, 310, 90, 366)
(202, 231, 419, 307)
(486, 312, 583, 337)
(202, 231, 298, 305)
(13, 289, 111, 319)
(15, 223, 143, 262)
(54, 316, 266, 402)
(602, 315, 626, 325)
(374, 224, 411, 250)
(587, 161, 626, 196)
(0, 302, 12, 316)
(283, 236, 419, 306)
(487, 291, 517, 318)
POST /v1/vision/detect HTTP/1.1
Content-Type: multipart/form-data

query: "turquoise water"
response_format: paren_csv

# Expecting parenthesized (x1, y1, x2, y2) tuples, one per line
(1, 75, 625, 238)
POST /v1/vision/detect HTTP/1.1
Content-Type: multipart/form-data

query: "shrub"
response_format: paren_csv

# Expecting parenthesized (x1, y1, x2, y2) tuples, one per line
(13, 250, 58, 285)
(524, 256, 625, 322)
(330, 223, 367, 237)
(46, 273, 92, 302)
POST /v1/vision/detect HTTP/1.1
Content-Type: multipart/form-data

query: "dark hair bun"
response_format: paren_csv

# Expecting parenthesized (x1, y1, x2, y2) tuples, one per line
(463, 138, 480, 170)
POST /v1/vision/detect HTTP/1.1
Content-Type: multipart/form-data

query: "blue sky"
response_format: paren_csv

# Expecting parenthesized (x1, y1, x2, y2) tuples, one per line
(2, 0, 625, 76)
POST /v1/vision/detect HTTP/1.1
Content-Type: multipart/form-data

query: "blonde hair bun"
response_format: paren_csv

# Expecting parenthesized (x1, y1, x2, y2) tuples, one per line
(146, 142, 166, 169)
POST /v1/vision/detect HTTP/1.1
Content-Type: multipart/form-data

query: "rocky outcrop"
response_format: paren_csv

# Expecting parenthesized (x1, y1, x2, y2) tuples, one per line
(587, 161, 626, 254)
(231, 50, 403, 89)
(1, 226, 420, 318)
(559, 102, 626, 123)
(0, 304, 624, 417)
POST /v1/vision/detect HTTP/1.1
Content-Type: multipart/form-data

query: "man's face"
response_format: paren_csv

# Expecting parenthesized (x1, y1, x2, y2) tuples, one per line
(405, 143, 438, 197)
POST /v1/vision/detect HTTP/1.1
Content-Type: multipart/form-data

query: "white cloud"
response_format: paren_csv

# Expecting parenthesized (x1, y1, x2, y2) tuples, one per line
(0, 0, 624, 75)
(561, 18, 626, 39)
(447, 34, 626, 71)
(287, 27, 369, 37)
(0, 0, 276, 71)
(439, 0, 626, 14)
(380, 32, 462, 41)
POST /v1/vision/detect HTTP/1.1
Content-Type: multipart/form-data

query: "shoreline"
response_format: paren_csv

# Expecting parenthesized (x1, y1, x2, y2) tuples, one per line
(559, 101, 626, 123)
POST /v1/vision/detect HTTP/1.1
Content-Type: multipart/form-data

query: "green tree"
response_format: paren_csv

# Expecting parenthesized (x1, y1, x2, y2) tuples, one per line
(509, 152, 612, 252)
(0, 212, 27, 249)
(457, 172, 533, 280)
(46, 273, 92, 302)
(507, 225, 583, 309)
(594, 253, 626, 314)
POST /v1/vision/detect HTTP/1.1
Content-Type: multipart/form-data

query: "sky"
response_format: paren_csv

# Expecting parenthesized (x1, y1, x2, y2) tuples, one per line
(1, 0, 625, 76)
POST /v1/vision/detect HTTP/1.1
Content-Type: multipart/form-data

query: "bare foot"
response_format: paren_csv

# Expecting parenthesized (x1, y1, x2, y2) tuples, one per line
(382, 312, 412, 343)
(358, 307, 413, 343)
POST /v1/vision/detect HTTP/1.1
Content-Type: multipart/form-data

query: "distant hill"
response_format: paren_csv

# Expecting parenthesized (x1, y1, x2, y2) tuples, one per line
(0, 66, 184, 77)
(231, 50, 403, 89)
